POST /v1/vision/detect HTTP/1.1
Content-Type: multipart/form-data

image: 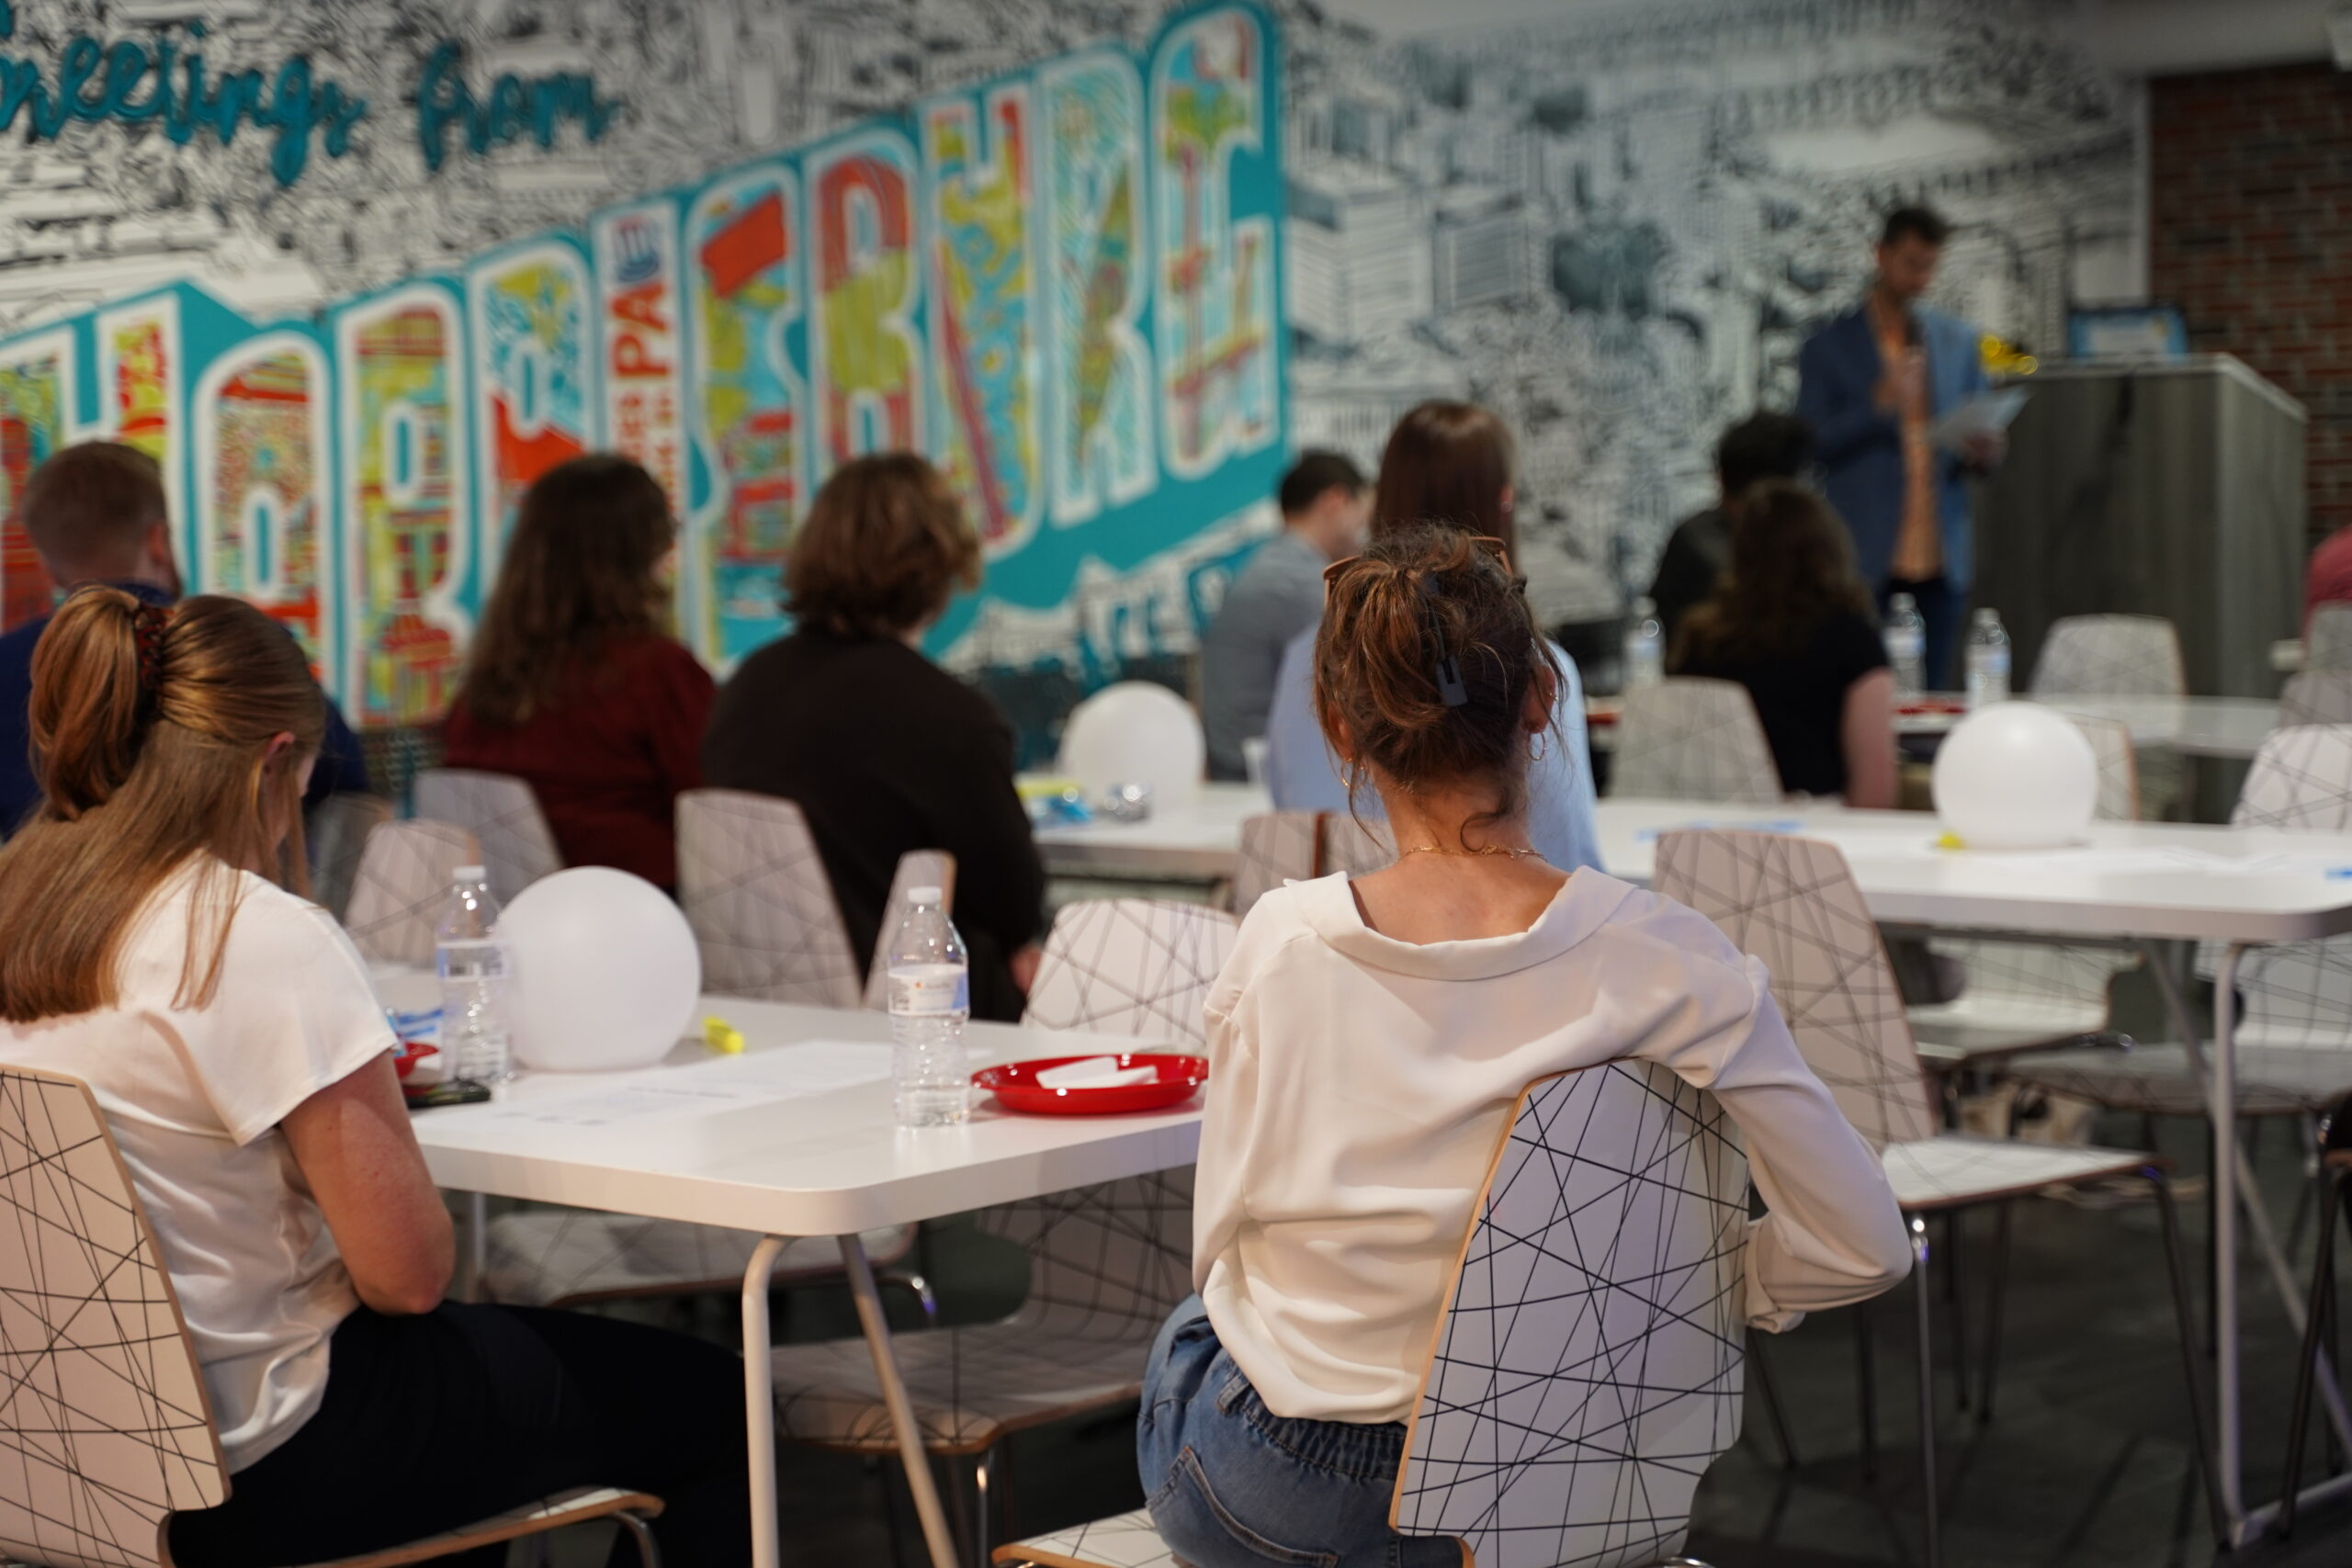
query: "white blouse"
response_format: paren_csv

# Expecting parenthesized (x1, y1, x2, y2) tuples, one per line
(1193, 870, 1911, 1426)
(0, 861, 395, 1470)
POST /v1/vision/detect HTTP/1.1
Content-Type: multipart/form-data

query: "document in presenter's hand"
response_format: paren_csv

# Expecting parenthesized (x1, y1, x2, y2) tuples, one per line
(1930, 387, 2029, 452)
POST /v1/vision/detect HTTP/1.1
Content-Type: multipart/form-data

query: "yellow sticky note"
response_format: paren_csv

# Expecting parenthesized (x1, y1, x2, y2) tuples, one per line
(703, 1016, 744, 1055)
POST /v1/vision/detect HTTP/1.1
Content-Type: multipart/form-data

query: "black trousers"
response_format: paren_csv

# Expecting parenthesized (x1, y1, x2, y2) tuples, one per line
(168, 1303, 752, 1568)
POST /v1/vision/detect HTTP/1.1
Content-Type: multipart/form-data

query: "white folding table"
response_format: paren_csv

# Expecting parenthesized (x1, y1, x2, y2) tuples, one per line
(383, 975, 1201, 1568)
(1597, 800, 2352, 1544)
(1580, 691, 2280, 759)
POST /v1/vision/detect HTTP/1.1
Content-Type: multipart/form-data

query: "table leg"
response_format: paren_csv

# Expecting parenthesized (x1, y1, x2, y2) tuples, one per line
(458, 1190, 487, 1303)
(841, 1234, 962, 1568)
(2210, 942, 2245, 1538)
(743, 1235, 788, 1568)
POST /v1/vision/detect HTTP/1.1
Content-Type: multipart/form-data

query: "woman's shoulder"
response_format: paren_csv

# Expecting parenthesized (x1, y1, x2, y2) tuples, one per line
(1580, 877, 1759, 984)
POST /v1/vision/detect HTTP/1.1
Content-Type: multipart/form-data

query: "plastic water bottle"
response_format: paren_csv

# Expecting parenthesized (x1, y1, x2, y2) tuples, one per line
(1964, 608, 2012, 709)
(1884, 592, 1928, 698)
(1623, 596, 1665, 688)
(435, 864, 512, 1085)
(887, 887, 970, 1128)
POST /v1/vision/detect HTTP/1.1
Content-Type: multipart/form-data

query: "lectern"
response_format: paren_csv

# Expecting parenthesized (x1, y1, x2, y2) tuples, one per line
(1973, 354, 2305, 699)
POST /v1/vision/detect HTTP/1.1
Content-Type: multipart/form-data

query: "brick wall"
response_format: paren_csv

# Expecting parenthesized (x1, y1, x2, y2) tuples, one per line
(2148, 63, 2352, 546)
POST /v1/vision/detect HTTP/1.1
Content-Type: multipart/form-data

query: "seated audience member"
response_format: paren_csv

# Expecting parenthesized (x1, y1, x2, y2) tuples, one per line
(1200, 450, 1369, 780)
(704, 453, 1045, 1021)
(1648, 411, 1815, 647)
(1262, 400, 1602, 871)
(443, 455, 713, 891)
(2305, 518, 2352, 629)
(0, 442, 367, 831)
(1671, 480, 1898, 807)
(0, 589, 747, 1566)
(1147, 526, 1908, 1568)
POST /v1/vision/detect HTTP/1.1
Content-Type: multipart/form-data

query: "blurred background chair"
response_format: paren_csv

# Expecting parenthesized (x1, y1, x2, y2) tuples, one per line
(413, 768, 562, 907)
(341, 819, 481, 966)
(1611, 676, 1781, 804)
(2031, 614, 2188, 818)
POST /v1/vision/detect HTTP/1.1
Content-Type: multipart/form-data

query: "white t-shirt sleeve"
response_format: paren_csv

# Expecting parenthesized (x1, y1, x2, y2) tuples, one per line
(183, 886, 400, 1146)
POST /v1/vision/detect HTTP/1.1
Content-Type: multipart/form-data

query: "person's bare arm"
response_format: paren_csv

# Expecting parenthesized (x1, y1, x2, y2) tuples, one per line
(280, 1055, 453, 1315)
(1841, 668, 1899, 810)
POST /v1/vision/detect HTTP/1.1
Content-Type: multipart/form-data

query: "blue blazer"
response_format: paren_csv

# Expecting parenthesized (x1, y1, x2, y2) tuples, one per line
(1795, 305, 1986, 592)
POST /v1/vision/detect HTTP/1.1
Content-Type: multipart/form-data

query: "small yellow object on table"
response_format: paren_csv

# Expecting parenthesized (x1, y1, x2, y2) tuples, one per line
(703, 1015, 745, 1055)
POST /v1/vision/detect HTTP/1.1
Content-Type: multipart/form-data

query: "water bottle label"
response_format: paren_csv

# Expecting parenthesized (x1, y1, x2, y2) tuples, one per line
(1885, 630, 1922, 660)
(892, 965, 968, 1015)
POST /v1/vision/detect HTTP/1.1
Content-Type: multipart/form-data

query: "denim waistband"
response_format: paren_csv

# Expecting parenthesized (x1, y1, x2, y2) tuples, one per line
(1213, 1359, 1408, 1482)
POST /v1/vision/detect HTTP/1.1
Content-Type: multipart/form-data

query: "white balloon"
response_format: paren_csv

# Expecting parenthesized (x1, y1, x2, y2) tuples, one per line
(1932, 703, 2099, 852)
(500, 867, 702, 1072)
(1058, 682, 1206, 812)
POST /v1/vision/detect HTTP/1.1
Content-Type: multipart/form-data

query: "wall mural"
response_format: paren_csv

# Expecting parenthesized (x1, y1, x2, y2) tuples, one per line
(0, 0, 2139, 711)
(0, 0, 1285, 727)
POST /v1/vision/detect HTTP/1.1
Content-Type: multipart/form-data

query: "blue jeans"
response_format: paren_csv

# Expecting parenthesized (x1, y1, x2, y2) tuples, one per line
(1136, 1298, 1461, 1568)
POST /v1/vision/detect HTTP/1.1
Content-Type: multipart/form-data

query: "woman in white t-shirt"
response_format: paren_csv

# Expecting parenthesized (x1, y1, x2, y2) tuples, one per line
(1141, 527, 1912, 1568)
(0, 588, 747, 1567)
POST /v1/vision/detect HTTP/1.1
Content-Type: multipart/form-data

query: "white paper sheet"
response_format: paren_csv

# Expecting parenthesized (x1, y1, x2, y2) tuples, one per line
(479, 1041, 895, 1128)
(1931, 387, 2029, 450)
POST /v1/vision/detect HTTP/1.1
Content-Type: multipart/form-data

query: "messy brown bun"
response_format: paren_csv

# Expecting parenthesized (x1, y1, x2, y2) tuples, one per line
(1313, 524, 1562, 850)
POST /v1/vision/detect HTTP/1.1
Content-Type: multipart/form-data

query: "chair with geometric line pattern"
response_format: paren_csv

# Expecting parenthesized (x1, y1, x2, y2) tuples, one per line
(773, 900, 1237, 1561)
(340, 819, 480, 967)
(306, 792, 394, 922)
(1021, 900, 1239, 1045)
(2280, 670, 2352, 727)
(1911, 712, 2141, 1069)
(996, 1057, 1752, 1568)
(1652, 829, 2218, 1568)
(0, 1067, 662, 1568)
(2007, 726, 2352, 1120)
(678, 790, 863, 1008)
(1610, 678, 1781, 804)
(413, 769, 562, 908)
(1232, 813, 1397, 919)
(2308, 604, 2352, 673)
(2031, 615, 2188, 818)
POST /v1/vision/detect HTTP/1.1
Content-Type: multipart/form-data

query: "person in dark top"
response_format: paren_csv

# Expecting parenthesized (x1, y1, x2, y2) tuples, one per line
(1671, 480, 1896, 806)
(443, 455, 713, 891)
(1648, 412, 1815, 649)
(703, 453, 1046, 1021)
(0, 442, 368, 834)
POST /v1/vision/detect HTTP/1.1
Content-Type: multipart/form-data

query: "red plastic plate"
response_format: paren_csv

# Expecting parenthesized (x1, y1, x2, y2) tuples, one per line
(972, 1053, 1209, 1115)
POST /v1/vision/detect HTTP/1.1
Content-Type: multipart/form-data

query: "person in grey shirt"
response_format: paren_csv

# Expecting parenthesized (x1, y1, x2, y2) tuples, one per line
(1200, 452, 1369, 780)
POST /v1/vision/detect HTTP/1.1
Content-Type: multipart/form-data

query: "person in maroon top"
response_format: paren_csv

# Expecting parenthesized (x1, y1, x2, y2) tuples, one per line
(443, 455, 713, 891)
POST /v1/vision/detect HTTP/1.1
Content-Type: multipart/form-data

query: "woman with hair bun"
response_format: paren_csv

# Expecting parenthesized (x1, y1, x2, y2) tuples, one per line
(444, 453, 714, 890)
(1260, 400, 1602, 872)
(1138, 527, 1909, 1568)
(0, 589, 748, 1566)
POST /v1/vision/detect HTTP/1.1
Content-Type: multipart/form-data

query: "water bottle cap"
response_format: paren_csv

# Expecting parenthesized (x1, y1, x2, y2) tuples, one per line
(908, 886, 944, 905)
(455, 864, 487, 881)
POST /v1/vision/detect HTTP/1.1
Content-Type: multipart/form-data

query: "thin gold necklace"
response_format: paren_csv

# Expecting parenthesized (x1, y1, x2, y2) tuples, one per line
(1399, 843, 1543, 860)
